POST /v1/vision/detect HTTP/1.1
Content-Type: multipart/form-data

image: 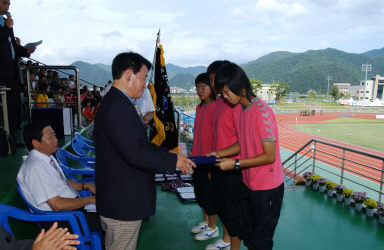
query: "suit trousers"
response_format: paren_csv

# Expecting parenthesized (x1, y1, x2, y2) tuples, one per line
(100, 215, 142, 250)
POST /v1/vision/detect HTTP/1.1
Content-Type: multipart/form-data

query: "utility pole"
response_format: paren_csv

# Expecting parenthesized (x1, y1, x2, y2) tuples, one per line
(362, 63, 372, 101)
(326, 76, 332, 100)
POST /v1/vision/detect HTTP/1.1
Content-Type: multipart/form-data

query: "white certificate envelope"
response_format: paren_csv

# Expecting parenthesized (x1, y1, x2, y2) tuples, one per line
(84, 203, 96, 212)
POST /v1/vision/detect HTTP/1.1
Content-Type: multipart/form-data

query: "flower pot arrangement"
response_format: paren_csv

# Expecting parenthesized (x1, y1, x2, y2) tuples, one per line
(295, 179, 306, 186)
(334, 184, 345, 202)
(325, 181, 337, 197)
(363, 199, 377, 217)
(377, 204, 384, 224)
(352, 192, 367, 211)
(303, 172, 313, 186)
(310, 175, 321, 190)
(343, 189, 354, 205)
(317, 177, 327, 192)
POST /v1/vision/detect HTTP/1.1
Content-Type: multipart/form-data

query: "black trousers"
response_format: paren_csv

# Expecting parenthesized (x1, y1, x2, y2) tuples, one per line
(244, 183, 285, 250)
(4, 77, 21, 139)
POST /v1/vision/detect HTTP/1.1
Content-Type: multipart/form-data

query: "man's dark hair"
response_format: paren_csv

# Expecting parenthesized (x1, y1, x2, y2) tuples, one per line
(195, 73, 216, 102)
(112, 52, 152, 80)
(207, 60, 230, 75)
(23, 121, 51, 151)
(215, 62, 255, 102)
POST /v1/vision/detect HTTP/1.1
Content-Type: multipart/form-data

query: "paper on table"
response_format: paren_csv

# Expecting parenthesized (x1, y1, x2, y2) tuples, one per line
(84, 203, 96, 212)
(24, 40, 42, 49)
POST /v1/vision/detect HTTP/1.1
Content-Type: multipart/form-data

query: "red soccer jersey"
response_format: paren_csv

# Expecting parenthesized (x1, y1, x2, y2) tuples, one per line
(191, 101, 216, 156)
(237, 97, 284, 190)
(211, 97, 240, 158)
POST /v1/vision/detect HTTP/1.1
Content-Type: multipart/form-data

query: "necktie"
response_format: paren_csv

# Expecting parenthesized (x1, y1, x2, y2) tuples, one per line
(50, 158, 79, 197)
(0, 16, 4, 27)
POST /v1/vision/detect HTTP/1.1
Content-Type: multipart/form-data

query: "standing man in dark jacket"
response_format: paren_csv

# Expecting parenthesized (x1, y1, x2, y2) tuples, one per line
(0, 0, 35, 141)
(95, 52, 195, 250)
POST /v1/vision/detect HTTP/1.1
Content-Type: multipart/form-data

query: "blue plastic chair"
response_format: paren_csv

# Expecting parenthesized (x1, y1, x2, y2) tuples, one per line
(56, 159, 95, 184)
(15, 184, 101, 250)
(72, 135, 95, 158)
(75, 132, 95, 146)
(56, 148, 95, 169)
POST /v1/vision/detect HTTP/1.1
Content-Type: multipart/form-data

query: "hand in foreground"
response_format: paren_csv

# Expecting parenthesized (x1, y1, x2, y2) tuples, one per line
(215, 158, 235, 171)
(32, 222, 80, 250)
(176, 154, 196, 175)
(4, 16, 13, 29)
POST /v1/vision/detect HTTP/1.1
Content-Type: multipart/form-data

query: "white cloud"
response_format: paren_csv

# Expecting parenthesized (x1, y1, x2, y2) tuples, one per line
(7, 0, 384, 67)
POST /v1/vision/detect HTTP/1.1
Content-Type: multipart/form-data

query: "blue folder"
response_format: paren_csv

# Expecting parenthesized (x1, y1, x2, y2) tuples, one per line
(188, 156, 218, 165)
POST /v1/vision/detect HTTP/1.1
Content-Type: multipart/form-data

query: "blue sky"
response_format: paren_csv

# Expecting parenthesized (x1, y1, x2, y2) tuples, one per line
(9, 0, 384, 67)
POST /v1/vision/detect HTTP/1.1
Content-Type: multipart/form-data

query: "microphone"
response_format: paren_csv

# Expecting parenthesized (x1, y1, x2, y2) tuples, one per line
(5, 11, 11, 17)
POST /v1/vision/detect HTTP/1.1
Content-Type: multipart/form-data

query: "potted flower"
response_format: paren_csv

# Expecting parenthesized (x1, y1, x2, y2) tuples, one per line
(334, 184, 345, 202)
(325, 181, 337, 197)
(310, 175, 321, 190)
(295, 179, 306, 186)
(303, 172, 313, 186)
(377, 203, 384, 224)
(351, 192, 367, 211)
(317, 178, 327, 192)
(363, 199, 377, 217)
(343, 189, 354, 205)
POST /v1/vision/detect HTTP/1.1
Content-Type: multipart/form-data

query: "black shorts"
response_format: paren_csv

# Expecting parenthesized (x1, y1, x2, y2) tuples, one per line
(244, 183, 284, 250)
(193, 165, 216, 215)
(211, 168, 251, 239)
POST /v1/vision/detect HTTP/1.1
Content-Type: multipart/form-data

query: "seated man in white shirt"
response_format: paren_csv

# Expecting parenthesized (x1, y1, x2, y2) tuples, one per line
(17, 121, 101, 233)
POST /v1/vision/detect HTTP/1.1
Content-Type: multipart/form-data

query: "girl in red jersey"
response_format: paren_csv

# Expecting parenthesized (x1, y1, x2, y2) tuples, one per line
(213, 62, 285, 250)
(190, 73, 219, 241)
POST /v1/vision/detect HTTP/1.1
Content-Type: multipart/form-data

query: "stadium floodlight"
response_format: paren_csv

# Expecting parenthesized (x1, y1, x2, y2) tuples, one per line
(362, 64, 372, 101)
(326, 76, 332, 100)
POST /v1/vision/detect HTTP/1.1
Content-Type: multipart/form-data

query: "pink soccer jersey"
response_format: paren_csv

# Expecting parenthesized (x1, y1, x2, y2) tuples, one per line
(211, 98, 240, 158)
(191, 101, 216, 156)
(238, 97, 284, 190)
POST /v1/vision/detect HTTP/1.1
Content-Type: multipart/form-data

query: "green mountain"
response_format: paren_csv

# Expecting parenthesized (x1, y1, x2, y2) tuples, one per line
(242, 48, 384, 92)
(166, 64, 206, 79)
(168, 73, 196, 89)
(363, 47, 384, 57)
(71, 61, 111, 87)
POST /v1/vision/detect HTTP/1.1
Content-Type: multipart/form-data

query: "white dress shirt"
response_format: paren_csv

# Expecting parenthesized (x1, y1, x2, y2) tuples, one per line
(17, 150, 78, 211)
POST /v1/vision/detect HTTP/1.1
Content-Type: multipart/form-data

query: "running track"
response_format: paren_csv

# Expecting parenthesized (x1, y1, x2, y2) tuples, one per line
(276, 112, 384, 182)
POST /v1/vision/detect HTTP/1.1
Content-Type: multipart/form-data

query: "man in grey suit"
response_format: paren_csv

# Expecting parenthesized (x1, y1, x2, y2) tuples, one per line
(94, 52, 195, 250)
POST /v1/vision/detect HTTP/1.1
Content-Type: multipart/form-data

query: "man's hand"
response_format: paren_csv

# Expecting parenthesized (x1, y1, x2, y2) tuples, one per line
(27, 48, 36, 54)
(32, 222, 80, 250)
(4, 16, 13, 29)
(215, 158, 235, 171)
(86, 183, 96, 195)
(176, 154, 196, 175)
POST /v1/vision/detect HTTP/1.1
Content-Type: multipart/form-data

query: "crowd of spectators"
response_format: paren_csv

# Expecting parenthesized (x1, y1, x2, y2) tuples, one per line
(19, 60, 110, 127)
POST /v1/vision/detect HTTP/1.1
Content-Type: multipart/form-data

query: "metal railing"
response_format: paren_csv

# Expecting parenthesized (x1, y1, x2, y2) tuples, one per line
(283, 139, 384, 202)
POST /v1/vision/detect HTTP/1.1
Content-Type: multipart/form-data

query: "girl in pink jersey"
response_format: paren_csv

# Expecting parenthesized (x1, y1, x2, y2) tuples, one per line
(190, 73, 218, 240)
(213, 62, 285, 250)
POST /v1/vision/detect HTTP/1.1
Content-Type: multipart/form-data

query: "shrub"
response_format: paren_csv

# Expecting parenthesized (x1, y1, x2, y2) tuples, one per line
(317, 177, 327, 186)
(303, 172, 313, 179)
(295, 179, 306, 186)
(325, 181, 337, 190)
(377, 203, 384, 216)
(364, 199, 378, 209)
(334, 185, 345, 194)
(343, 189, 354, 198)
(351, 192, 367, 203)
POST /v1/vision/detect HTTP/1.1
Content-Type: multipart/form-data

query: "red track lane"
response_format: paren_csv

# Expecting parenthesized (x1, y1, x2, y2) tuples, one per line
(277, 112, 384, 182)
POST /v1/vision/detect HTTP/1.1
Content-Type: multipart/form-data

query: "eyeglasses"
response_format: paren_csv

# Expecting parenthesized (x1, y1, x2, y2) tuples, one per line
(196, 86, 210, 91)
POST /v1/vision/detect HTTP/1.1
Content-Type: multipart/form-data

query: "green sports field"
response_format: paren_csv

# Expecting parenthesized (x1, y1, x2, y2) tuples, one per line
(291, 118, 384, 152)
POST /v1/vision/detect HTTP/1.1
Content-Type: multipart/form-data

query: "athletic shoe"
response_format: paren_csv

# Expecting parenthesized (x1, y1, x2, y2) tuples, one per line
(205, 239, 231, 250)
(191, 221, 208, 233)
(194, 226, 219, 240)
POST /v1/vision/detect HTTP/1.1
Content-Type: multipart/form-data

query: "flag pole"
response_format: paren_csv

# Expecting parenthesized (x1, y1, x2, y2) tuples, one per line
(149, 29, 160, 86)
